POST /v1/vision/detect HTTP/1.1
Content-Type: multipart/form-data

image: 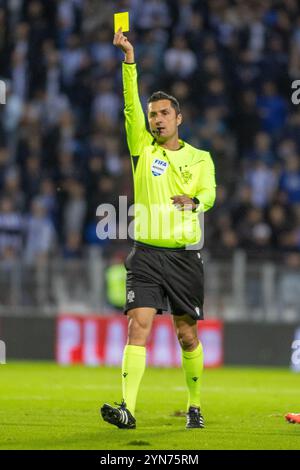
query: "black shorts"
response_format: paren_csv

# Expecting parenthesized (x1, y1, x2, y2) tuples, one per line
(124, 242, 204, 321)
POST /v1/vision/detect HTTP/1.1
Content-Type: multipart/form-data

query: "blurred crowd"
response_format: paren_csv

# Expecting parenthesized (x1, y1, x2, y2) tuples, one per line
(0, 0, 300, 269)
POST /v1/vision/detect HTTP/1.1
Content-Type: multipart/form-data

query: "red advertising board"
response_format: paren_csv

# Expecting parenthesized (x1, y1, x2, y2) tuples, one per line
(56, 315, 223, 368)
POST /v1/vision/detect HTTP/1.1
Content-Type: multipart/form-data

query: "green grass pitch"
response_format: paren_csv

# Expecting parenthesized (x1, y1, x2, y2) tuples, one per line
(1, 362, 300, 450)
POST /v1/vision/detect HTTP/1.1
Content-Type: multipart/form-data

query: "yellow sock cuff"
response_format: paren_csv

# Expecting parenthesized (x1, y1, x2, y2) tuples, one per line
(124, 345, 146, 357)
(182, 342, 203, 360)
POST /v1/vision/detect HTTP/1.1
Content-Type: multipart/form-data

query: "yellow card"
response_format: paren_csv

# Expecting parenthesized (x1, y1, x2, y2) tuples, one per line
(114, 12, 129, 33)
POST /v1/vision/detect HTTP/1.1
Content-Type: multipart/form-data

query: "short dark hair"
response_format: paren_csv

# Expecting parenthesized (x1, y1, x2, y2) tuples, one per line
(148, 91, 181, 116)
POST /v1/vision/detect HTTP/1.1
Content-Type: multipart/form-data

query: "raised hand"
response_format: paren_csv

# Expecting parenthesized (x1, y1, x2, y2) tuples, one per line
(113, 28, 134, 61)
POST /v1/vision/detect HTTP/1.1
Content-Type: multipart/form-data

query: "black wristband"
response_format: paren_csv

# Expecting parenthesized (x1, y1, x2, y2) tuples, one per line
(192, 197, 200, 212)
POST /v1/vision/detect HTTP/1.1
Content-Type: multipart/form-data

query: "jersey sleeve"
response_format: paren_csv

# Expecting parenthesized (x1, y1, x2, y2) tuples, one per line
(122, 62, 152, 156)
(194, 152, 216, 213)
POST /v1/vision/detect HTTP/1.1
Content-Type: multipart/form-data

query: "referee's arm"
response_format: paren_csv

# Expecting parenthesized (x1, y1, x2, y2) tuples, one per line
(113, 28, 151, 156)
(193, 152, 216, 213)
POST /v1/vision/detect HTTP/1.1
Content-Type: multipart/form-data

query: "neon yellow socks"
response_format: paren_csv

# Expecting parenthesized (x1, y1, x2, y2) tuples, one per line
(122, 344, 146, 416)
(121, 342, 203, 416)
(181, 342, 204, 411)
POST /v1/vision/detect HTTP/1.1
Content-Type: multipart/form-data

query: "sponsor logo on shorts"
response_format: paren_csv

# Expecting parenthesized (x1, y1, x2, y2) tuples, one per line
(195, 307, 200, 316)
(151, 158, 168, 176)
(127, 290, 135, 303)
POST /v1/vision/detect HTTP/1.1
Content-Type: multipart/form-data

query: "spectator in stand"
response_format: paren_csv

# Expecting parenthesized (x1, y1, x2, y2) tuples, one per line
(164, 36, 197, 80)
(244, 131, 276, 167)
(257, 81, 288, 136)
(24, 197, 56, 265)
(268, 203, 294, 251)
(0, 197, 24, 260)
(62, 178, 86, 242)
(235, 89, 260, 155)
(279, 154, 300, 205)
(245, 160, 278, 208)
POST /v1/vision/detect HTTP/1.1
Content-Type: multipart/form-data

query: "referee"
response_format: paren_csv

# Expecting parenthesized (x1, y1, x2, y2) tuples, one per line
(101, 29, 216, 429)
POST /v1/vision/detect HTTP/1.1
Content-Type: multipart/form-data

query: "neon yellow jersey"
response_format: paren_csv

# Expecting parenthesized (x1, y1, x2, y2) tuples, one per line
(122, 62, 216, 248)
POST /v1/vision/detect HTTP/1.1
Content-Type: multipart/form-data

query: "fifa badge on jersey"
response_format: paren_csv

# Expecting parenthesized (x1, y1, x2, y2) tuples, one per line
(127, 290, 135, 303)
(179, 165, 192, 184)
(151, 158, 168, 176)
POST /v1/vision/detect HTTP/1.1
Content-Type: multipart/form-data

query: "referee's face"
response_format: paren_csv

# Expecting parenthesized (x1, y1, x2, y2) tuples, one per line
(148, 99, 182, 144)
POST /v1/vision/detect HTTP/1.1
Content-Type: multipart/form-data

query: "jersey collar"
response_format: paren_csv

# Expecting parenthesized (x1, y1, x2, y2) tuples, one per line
(151, 139, 185, 152)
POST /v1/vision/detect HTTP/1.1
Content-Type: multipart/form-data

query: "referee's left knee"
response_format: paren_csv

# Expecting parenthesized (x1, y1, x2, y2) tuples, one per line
(177, 335, 199, 352)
